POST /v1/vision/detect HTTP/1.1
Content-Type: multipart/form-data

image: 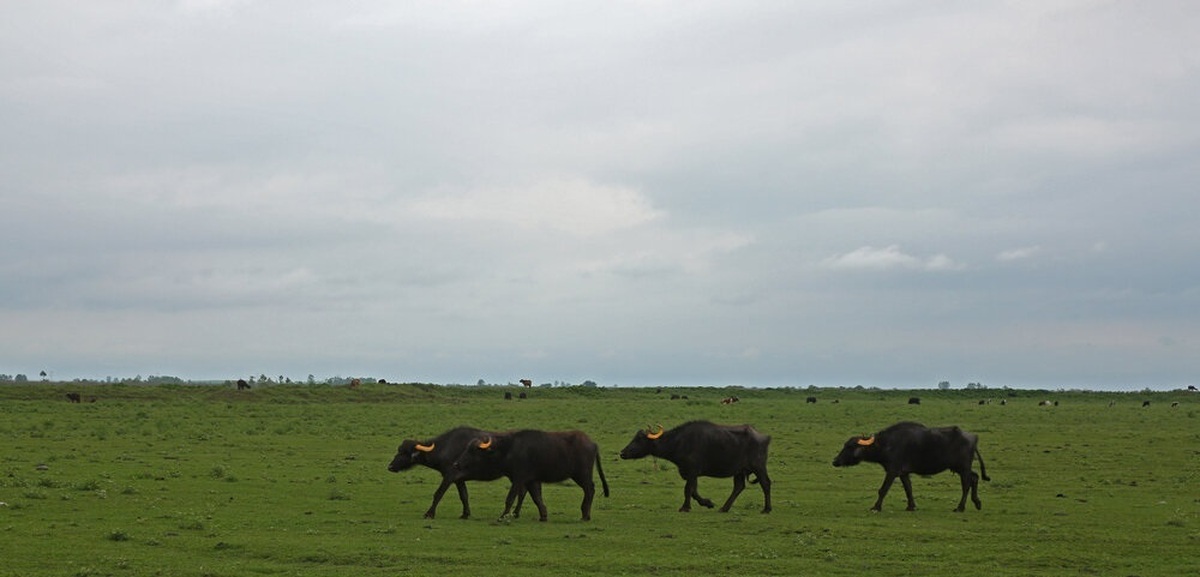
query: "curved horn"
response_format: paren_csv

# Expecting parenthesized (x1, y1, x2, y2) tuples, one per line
(414, 443, 435, 453)
(646, 424, 665, 440)
(856, 435, 875, 447)
(477, 436, 493, 450)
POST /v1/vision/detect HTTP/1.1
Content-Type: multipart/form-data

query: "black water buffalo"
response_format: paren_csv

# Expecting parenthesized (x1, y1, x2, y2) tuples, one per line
(387, 426, 532, 519)
(619, 421, 772, 513)
(908, 397, 921, 405)
(832, 421, 990, 512)
(806, 396, 818, 404)
(453, 429, 609, 522)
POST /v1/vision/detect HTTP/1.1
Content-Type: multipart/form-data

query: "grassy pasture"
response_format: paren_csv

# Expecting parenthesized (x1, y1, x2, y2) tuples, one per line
(1, 383, 1197, 576)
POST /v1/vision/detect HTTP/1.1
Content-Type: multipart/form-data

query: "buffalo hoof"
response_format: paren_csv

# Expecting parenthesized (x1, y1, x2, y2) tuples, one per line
(698, 500, 715, 509)
(423, 511, 436, 519)
(679, 506, 691, 512)
(760, 507, 771, 514)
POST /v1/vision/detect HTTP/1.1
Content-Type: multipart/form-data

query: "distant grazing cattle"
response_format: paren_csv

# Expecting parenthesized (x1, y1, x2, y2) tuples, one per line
(378, 379, 387, 384)
(655, 387, 663, 394)
(999, 399, 1007, 406)
(504, 392, 513, 400)
(908, 397, 921, 405)
(236, 379, 251, 390)
(620, 421, 772, 513)
(388, 426, 533, 519)
(453, 429, 609, 521)
(518, 391, 527, 400)
(349, 378, 361, 389)
(1189, 385, 1197, 392)
(832, 421, 990, 512)
(65, 392, 81, 403)
(1142, 400, 1151, 407)
(831, 399, 840, 404)
(1108, 400, 1116, 407)
(978, 399, 988, 405)
(519, 379, 533, 388)
(1171, 402, 1179, 408)
(670, 394, 681, 400)
(720, 396, 739, 405)
(1039, 400, 1053, 406)
(87, 396, 97, 403)
(806, 396, 818, 404)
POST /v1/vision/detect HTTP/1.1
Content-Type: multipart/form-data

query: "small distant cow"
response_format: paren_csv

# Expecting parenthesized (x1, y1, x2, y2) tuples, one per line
(1142, 400, 1151, 407)
(806, 396, 818, 404)
(1171, 402, 1179, 408)
(833, 421, 990, 512)
(1189, 385, 1197, 392)
(720, 396, 739, 405)
(518, 391, 527, 399)
(908, 397, 921, 405)
(65, 392, 81, 403)
(1039, 400, 1053, 406)
(504, 392, 513, 400)
(519, 379, 533, 388)
(349, 378, 361, 389)
(236, 379, 251, 390)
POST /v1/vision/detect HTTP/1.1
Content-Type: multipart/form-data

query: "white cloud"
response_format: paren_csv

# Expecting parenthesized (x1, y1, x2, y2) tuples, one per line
(822, 245, 961, 272)
(997, 246, 1042, 261)
(409, 178, 662, 236)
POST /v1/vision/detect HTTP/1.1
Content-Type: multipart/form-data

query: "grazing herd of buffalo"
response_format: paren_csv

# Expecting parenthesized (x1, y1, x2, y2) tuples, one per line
(387, 416, 992, 522)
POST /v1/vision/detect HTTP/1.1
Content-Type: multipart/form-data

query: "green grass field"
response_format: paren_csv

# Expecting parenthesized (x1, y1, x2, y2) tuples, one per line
(1, 383, 1196, 576)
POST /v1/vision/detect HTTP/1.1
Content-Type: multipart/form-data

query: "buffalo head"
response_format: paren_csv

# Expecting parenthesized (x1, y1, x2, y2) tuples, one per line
(387, 440, 436, 472)
(619, 424, 664, 460)
(452, 435, 504, 476)
(831, 435, 875, 468)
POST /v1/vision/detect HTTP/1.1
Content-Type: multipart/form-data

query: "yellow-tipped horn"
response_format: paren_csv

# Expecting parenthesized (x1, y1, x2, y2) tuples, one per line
(856, 436, 875, 447)
(646, 424, 665, 440)
(477, 436, 493, 450)
(414, 443, 435, 453)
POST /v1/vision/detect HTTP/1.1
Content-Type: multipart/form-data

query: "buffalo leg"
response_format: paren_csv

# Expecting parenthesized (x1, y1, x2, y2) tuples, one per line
(757, 470, 772, 513)
(899, 474, 917, 511)
(424, 478, 455, 519)
(873, 473, 898, 511)
(952, 471, 972, 512)
(500, 483, 522, 519)
(578, 477, 596, 521)
(512, 483, 531, 518)
(968, 471, 982, 510)
(527, 482, 549, 521)
(680, 477, 714, 511)
(719, 473, 746, 512)
(453, 479, 471, 519)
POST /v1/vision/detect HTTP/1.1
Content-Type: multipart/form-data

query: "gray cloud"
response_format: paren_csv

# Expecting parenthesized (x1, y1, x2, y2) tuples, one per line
(2, 1, 1198, 389)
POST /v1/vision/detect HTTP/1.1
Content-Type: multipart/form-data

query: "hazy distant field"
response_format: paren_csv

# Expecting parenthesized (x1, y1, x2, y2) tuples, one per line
(1, 383, 1196, 576)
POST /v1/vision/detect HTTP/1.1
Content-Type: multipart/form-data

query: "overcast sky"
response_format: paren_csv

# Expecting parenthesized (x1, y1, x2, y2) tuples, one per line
(2, 1, 1198, 389)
